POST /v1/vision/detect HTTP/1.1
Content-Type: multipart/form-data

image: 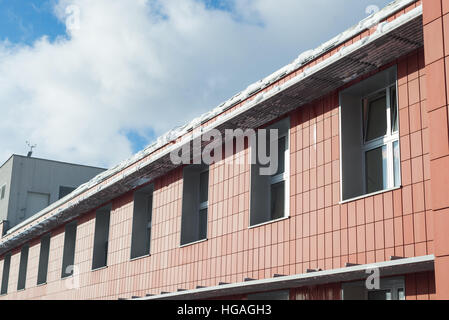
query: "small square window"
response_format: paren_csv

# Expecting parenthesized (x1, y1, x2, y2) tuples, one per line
(59, 186, 76, 200)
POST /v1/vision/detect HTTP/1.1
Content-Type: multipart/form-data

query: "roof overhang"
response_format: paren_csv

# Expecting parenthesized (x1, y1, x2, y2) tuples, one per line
(0, 5, 424, 254)
(133, 255, 434, 300)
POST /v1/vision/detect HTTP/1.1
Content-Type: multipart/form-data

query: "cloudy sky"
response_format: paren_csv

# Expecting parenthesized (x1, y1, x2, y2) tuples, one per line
(0, 0, 393, 168)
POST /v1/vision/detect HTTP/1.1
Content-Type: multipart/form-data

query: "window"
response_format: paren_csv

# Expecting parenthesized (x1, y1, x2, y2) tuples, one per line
(59, 186, 76, 200)
(37, 233, 51, 285)
(342, 277, 405, 300)
(130, 184, 153, 259)
(17, 244, 29, 290)
(340, 66, 400, 201)
(250, 117, 290, 226)
(0, 185, 5, 200)
(92, 205, 111, 270)
(362, 86, 399, 194)
(180, 164, 209, 246)
(61, 221, 77, 278)
(1, 253, 11, 295)
(247, 290, 290, 300)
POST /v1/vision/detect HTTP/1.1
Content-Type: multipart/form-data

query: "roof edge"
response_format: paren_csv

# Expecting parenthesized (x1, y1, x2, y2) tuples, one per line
(134, 255, 435, 300)
(0, 0, 422, 247)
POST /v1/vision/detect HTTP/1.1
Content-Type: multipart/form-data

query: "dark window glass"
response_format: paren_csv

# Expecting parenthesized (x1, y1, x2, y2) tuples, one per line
(1, 254, 11, 295)
(199, 170, 209, 204)
(199, 208, 208, 240)
(61, 221, 77, 278)
(274, 136, 286, 176)
(17, 244, 29, 290)
(37, 233, 51, 285)
(131, 186, 153, 259)
(368, 289, 392, 300)
(92, 206, 111, 270)
(59, 186, 76, 200)
(365, 146, 387, 193)
(180, 165, 209, 245)
(271, 181, 285, 220)
(0, 185, 5, 200)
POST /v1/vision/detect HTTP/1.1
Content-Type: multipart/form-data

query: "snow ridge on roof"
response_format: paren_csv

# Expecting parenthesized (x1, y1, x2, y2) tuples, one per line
(98, 0, 417, 182)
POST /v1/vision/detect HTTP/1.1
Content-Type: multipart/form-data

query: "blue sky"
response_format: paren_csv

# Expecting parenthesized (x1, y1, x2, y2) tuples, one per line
(0, 0, 234, 154)
(0, 0, 231, 45)
(0, 0, 65, 44)
(0, 0, 394, 167)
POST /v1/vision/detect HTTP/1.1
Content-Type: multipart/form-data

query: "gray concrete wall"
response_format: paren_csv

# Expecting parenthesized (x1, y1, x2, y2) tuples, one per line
(6, 155, 105, 228)
(0, 157, 14, 223)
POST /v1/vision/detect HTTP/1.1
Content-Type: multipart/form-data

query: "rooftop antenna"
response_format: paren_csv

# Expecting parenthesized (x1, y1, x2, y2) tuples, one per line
(26, 141, 37, 158)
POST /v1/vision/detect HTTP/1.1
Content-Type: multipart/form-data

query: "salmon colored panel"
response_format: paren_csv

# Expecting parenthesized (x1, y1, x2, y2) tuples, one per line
(375, 221, 385, 250)
(398, 57, 408, 86)
(398, 84, 409, 110)
(408, 79, 421, 106)
(384, 219, 395, 248)
(423, 0, 442, 25)
(403, 214, 415, 245)
(407, 52, 420, 81)
(443, 14, 449, 59)
(430, 156, 449, 210)
(426, 59, 447, 111)
(434, 208, 449, 256)
(428, 106, 449, 160)
(409, 103, 422, 133)
(412, 182, 426, 213)
(424, 18, 444, 65)
(434, 256, 449, 299)
(383, 192, 394, 220)
(410, 132, 423, 159)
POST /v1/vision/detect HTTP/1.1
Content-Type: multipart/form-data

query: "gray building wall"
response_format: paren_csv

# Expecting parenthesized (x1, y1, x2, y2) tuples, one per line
(0, 155, 105, 229)
(0, 157, 14, 224)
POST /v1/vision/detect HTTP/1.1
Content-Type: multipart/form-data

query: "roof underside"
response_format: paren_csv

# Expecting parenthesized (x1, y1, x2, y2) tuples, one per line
(0, 5, 423, 255)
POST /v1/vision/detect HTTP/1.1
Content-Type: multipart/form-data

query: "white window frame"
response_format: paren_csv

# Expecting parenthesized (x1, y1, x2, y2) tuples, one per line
(361, 83, 400, 194)
(269, 127, 290, 218)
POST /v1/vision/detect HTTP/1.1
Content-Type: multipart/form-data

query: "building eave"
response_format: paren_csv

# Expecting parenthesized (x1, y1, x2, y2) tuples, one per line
(131, 255, 435, 300)
(0, 2, 423, 255)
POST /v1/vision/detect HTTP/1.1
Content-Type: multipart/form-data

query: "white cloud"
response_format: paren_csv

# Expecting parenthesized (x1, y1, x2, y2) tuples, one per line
(0, 0, 392, 168)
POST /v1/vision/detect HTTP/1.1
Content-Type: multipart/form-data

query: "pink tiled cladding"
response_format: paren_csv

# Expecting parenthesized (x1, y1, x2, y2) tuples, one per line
(0, 47, 433, 300)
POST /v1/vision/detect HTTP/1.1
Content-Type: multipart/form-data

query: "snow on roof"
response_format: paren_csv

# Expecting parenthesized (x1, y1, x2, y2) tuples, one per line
(84, 0, 417, 191)
(2, 0, 420, 241)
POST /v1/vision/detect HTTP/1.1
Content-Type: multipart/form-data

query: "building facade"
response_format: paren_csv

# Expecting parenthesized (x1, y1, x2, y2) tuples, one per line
(0, 155, 105, 232)
(0, 0, 447, 300)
